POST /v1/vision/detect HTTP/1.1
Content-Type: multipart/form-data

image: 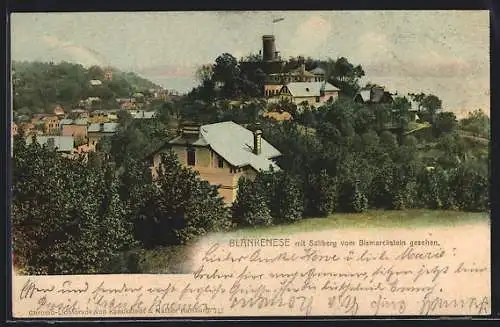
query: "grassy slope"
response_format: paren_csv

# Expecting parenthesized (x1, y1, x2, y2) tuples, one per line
(224, 209, 489, 237)
(138, 210, 488, 273)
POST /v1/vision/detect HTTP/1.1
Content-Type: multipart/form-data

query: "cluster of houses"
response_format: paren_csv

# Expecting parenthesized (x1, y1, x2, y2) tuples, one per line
(12, 104, 157, 158)
(12, 35, 426, 205)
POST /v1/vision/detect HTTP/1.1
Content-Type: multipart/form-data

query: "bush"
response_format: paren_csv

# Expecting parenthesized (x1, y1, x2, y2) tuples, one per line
(416, 168, 442, 209)
(338, 180, 368, 213)
(254, 170, 304, 224)
(303, 171, 338, 217)
(232, 177, 273, 227)
(450, 164, 489, 212)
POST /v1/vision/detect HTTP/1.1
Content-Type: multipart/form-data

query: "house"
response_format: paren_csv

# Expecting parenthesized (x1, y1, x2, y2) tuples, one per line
(89, 109, 119, 122)
(87, 122, 120, 146)
(278, 81, 340, 107)
(309, 67, 326, 82)
(42, 116, 60, 135)
(104, 71, 113, 80)
(131, 110, 156, 119)
(61, 118, 88, 138)
(263, 64, 325, 98)
(53, 105, 65, 117)
(150, 121, 281, 204)
(354, 85, 394, 104)
(26, 135, 75, 154)
(18, 122, 36, 136)
(70, 109, 89, 118)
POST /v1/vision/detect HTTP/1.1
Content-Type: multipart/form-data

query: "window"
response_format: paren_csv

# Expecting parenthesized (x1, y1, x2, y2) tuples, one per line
(187, 148, 196, 166)
(316, 96, 320, 103)
(217, 155, 224, 168)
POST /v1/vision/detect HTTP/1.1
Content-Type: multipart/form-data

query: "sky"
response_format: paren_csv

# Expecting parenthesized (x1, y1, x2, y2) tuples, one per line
(11, 11, 490, 117)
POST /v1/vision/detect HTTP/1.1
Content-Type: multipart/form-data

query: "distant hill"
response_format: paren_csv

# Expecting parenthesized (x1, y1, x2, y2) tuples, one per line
(12, 61, 162, 116)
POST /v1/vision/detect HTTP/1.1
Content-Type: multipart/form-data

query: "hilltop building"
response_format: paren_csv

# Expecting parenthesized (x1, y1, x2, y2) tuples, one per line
(150, 121, 281, 204)
(239, 35, 327, 99)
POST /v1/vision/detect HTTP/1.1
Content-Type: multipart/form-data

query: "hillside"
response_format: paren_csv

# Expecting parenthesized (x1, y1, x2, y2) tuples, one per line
(12, 61, 162, 116)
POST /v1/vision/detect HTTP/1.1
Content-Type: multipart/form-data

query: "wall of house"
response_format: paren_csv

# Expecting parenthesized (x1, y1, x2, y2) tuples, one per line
(320, 90, 339, 102)
(62, 125, 87, 137)
(154, 146, 255, 204)
(292, 96, 317, 106)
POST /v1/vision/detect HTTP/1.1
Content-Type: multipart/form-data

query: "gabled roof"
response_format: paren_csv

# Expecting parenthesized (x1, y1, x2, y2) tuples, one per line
(168, 121, 281, 172)
(26, 136, 74, 152)
(281, 82, 339, 97)
(358, 89, 371, 102)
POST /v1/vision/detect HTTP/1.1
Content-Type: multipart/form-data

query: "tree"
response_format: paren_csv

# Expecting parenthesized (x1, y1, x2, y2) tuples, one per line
(303, 170, 338, 217)
(12, 138, 135, 274)
(460, 109, 490, 138)
(195, 64, 214, 83)
(117, 109, 133, 126)
(409, 92, 442, 122)
(232, 177, 273, 226)
(433, 111, 457, 137)
(254, 171, 304, 224)
(133, 151, 232, 247)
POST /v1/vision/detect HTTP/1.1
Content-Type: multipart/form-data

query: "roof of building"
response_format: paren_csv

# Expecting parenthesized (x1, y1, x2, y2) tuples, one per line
(90, 79, 102, 86)
(88, 123, 101, 132)
(73, 118, 88, 125)
(88, 122, 120, 133)
(132, 111, 156, 119)
(26, 135, 74, 152)
(290, 67, 315, 77)
(309, 67, 326, 75)
(282, 82, 339, 97)
(168, 121, 281, 172)
(358, 89, 371, 102)
(103, 122, 119, 133)
(60, 119, 73, 125)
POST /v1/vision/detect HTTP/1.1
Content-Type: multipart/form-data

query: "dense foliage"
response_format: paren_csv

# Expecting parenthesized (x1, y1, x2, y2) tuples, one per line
(11, 58, 490, 273)
(132, 151, 232, 247)
(12, 134, 135, 274)
(12, 61, 160, 117)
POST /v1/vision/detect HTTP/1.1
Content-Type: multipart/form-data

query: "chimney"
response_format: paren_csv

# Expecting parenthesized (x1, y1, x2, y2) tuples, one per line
(182, 122, 201, 139)
(253, 129, 262, 155)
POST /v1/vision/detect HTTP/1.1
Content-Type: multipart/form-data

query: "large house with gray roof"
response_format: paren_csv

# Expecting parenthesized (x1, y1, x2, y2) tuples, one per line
(150, 121, 281, 204)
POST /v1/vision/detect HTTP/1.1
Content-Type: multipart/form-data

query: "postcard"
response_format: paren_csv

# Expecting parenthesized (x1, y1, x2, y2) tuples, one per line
(9, 10, 490, 318)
